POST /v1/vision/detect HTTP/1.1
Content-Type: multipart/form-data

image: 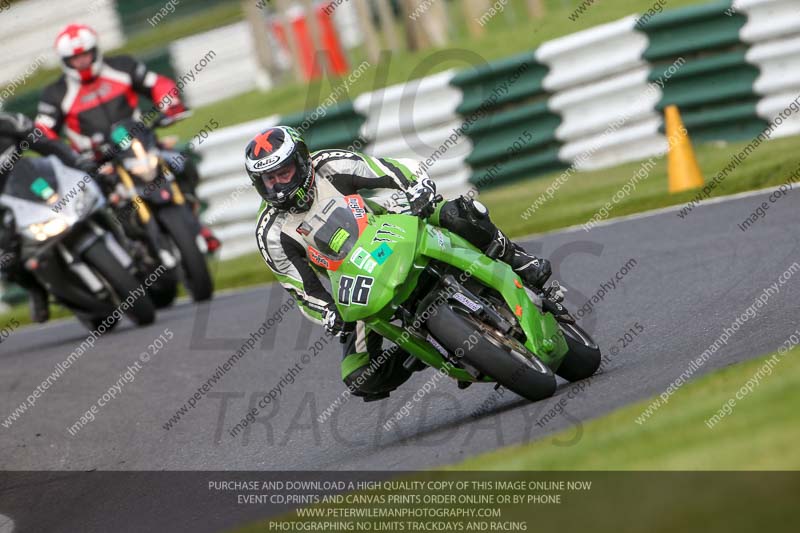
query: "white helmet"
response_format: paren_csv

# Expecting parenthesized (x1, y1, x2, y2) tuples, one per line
(54, 24, 102, 82)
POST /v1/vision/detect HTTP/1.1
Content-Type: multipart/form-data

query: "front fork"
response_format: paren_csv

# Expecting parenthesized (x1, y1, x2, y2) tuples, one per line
(25, 220, 132, 312)
(115, 165, 180, 270)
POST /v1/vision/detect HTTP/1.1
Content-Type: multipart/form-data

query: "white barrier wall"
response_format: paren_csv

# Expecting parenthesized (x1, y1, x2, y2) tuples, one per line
(540, 16, 663, 170)
(0, 0, 124, 85)
(169, 22, 270, 108)
(354, 69, 472, 197)
(734, 0, 800, 43)
(535, 15, 649, 92)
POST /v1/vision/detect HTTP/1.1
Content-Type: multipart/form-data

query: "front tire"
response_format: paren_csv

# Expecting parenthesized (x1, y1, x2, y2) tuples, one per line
(555, 321, 602, 382)
(83, 240, 156, 326)
(77, 313, 119, 333)
(426, 302, 556, 402)
(146, 268, 179, 308)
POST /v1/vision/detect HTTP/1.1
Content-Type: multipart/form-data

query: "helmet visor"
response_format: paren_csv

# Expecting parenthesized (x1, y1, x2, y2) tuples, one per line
(67, 50, 94, 70)
(257, 159, 299, 200)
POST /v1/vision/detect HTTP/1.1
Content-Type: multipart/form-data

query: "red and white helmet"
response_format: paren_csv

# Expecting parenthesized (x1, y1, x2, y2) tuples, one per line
(54, 24, 102, 82)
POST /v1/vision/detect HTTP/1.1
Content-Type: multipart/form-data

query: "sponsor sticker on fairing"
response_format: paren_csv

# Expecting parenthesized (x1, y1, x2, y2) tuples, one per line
(348, 197, 365, 219)
(452, 292, 482, 313)
(349, 246, 377, 273)
(426, 334, 449, 357)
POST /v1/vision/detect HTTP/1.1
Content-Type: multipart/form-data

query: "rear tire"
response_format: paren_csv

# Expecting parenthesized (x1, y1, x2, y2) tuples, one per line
(426, 302, 556, 402)
(83, 240, 156, 326)
(158, 205, 213, 302)
(555, 321, 602, 382)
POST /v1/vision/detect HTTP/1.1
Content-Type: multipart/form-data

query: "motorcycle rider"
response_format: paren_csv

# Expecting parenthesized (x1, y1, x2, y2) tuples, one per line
(0, 111, 98, 323)
(35, 23, 220, 252)
(247, 126, 552, 401)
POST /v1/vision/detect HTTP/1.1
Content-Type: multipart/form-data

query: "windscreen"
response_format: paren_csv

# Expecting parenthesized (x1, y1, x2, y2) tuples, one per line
(5, 158, 59, 204)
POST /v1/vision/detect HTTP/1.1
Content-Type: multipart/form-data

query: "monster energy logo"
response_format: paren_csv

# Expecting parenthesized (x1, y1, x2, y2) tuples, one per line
(372, 222, 405, 243)
(285, 127, 303, 142)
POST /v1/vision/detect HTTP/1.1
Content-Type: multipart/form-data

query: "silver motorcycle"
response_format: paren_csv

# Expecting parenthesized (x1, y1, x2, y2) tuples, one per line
(0, 156, 156, 331)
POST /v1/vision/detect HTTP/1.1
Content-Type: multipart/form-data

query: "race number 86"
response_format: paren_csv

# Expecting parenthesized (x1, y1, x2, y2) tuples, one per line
(337, 275, 374, 306)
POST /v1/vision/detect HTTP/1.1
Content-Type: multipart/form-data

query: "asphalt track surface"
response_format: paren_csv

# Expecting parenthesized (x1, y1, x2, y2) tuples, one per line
(1, 187, 798, 531)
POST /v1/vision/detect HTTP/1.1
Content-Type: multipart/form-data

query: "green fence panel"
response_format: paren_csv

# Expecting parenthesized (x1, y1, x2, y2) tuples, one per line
(0, 284, 27, 306)
(469, 146, 567, 189)
(640, 0, 745, 61)
(451, 52, 549, 116)
(116, 0, 225, 37)
(280, 102, 366, 151)
(654, 51, 760, 109)
(465, 101, 560, 168)
(660, 101, 768, 142)
(2, 90, 39, 118)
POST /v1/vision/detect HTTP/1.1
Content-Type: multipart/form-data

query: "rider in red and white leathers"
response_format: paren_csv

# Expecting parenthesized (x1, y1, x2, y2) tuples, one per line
(35, 23, 219, 251)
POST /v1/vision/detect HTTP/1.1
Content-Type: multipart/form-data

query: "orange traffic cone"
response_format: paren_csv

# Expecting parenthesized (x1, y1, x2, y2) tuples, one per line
(665, 105, 705, 193)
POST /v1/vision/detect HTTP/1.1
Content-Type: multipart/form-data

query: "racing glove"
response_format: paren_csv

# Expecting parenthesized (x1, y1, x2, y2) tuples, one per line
(322, 305, 354, 337)
(406, 177, 438, 218)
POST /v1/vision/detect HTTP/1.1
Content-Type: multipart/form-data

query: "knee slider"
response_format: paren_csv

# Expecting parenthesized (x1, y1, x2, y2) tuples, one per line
(438, 198, 495, 249)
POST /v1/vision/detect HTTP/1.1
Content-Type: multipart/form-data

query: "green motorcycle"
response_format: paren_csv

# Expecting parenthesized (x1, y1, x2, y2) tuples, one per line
(300, 191, 602, 402)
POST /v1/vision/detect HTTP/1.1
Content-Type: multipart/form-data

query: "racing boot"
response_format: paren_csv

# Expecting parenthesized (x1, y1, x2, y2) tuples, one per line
(496, 231, 551, 290)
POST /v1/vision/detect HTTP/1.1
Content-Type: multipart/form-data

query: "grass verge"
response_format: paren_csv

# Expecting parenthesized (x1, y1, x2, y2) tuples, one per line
(449, 348, 800, 470)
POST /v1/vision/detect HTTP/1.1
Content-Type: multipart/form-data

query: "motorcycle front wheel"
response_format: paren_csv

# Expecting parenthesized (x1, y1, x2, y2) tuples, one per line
(82, 240, 156, 326)
(157, 205, 213, 302)
(555, 320, 602, 382)
(426, 301, 556, 402)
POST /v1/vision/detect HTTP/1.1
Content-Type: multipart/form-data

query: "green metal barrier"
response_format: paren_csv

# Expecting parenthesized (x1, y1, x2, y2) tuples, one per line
(452, 51, 562, 188)
(640, 0, 746, 60)
(280, 102, 366, 151)
(451, 52, 549, 116)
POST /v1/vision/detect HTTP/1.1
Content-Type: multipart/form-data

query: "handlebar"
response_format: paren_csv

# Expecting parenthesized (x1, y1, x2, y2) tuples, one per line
(87, 109, 193, 164)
